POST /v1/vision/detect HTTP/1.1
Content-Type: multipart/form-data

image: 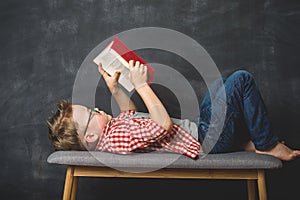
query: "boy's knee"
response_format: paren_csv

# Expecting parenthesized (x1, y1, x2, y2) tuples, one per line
(231, 70, 254, 83)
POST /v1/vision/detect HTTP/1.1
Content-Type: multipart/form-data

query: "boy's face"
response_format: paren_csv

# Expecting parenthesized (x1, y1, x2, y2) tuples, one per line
(72, 105, 112, 147)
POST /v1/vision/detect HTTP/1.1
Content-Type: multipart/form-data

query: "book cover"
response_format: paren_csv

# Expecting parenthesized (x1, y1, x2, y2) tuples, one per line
(93, 37, 155, 92)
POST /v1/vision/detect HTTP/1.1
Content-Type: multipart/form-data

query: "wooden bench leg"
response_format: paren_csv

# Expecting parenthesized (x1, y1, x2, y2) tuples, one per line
(247, 180, 256, 200)
(71, 176, 78, 200)
(257, 170, 267, 200)
(63, 166, 75, 200)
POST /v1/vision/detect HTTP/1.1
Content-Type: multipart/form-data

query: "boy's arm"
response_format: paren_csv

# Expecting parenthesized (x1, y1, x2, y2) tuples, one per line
(98, 63, 137, 112)
(129, 60, 173, 131)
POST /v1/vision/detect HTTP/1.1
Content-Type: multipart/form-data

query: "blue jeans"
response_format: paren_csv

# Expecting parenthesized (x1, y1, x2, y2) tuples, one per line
(198, 70, 279, 154)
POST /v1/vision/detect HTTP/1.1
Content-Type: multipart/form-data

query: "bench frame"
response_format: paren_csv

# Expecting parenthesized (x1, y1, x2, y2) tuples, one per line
(62, 165, 267, 200)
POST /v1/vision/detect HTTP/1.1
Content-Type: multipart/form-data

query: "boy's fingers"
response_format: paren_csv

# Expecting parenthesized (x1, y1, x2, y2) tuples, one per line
(98, 63, 105, 74)
(98, 63, 110, 78)
(99, 68, 107, 77)
(129, 60, 134, 70)
(113, 71, 121, 80)
(98, 62, 103, 69)
(135, 61, 140, 68)
(139, 64, 144, 73)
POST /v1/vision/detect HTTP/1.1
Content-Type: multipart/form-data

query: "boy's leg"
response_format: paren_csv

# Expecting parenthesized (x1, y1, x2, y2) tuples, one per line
(198, 70, 279, 153)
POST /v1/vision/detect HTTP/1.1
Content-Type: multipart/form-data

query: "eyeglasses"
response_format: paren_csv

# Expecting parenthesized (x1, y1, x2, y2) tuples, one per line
(83, 108, 101, 136)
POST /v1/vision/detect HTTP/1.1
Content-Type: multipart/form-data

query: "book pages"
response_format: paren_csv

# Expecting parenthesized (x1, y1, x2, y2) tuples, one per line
(93, 41, 134, 92)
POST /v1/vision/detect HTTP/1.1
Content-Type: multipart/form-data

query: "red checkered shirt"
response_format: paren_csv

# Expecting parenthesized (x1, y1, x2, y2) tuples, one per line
(95, 110, 201, 159)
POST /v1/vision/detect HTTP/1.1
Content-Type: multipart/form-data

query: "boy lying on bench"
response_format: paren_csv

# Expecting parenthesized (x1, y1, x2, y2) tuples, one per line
(47, 60, 300, 161)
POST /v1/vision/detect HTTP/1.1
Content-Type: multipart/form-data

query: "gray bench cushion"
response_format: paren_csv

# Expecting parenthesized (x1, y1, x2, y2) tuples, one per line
(47, 151, 282, 170)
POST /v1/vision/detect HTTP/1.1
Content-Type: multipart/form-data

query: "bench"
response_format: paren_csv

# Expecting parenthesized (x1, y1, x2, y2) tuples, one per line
(47, 151, 282, 200)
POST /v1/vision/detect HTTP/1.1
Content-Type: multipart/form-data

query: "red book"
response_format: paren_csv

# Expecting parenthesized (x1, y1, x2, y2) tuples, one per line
(93, 37, 155, 92)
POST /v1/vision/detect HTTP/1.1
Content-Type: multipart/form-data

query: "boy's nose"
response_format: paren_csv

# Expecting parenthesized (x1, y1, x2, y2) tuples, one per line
(94, 108, 104, 115)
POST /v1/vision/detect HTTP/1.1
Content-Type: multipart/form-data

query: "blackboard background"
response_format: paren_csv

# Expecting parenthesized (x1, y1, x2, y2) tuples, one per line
(1, 0, 299, 199)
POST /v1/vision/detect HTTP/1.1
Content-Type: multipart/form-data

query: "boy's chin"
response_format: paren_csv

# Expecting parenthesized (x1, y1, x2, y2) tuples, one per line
(85, 140, 99, 151)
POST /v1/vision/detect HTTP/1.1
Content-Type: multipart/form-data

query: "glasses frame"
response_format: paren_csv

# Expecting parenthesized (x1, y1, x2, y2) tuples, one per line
(83, 109, 93, 136)
(83, 108, 101, 136)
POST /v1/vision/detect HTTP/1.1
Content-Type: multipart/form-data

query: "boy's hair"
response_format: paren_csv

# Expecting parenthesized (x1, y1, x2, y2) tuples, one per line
(47, 100, 86, 151)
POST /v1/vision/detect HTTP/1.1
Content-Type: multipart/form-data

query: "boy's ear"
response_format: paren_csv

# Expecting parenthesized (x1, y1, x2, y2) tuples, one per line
(84, 132, 99, 144)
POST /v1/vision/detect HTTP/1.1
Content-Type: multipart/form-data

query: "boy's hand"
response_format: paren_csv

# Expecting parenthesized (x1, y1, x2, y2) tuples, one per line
(98, 63, 120, 94)
(129, 60, 148, 90)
